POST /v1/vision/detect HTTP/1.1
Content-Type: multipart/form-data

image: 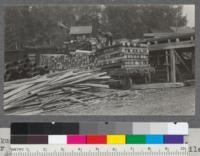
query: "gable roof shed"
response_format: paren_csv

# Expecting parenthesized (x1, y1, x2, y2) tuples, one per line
(69, 26, 92, 35)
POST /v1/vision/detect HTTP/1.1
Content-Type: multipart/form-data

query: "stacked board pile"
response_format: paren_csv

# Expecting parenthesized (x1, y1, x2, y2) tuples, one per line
(71, 52, 94, 69)
(39, 52, 94, 71)
(4, 69, 111, 115)
(95, 44, 153, 76)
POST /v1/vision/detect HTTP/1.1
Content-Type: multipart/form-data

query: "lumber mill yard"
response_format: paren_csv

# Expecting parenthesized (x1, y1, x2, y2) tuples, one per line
(4, 5, 195, 115)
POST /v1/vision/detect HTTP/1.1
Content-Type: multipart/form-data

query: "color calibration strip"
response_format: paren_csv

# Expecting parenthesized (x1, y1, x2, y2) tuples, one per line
(11, 122, 188, 145)
(11, 135, 185, 144)
(11, 122, 188, 135)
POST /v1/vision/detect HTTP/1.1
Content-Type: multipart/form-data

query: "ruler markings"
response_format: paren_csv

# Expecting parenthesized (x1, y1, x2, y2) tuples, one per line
(10, 144, 188, 156)
(11, 151, 189, 156)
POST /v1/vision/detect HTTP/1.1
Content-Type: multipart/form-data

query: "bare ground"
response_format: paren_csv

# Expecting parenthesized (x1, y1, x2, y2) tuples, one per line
(45, 85, 195, 116)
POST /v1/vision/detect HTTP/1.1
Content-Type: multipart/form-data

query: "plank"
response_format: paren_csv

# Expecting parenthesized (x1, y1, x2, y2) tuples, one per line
(4, 75, 40, 86)
(175, 51, 191, 73)
(50, 71, 74, 83)
(4, 75, 49, 92)
(4, 84, 34, 99)
(4, 80, 51, 104)
(132, 83, 184, 90)
(4, 69, 112, 113)
(66, 97, 87, 106)
(66, 72, 107, 85)
(77, 83, 109, 88)
(51, 72, 92, 86)
(5, 71, 76, 104)
(148, 40, 195, 51)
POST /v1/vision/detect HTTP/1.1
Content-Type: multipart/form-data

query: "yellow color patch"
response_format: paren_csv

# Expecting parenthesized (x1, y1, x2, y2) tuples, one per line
(107, 135, 126, 144)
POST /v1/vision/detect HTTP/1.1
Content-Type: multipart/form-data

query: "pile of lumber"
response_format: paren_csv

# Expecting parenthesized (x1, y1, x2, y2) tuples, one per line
(4, 69, 111, 115)
(122, 47, 149, 69)
(39, 52, 93, 71)
(95, 44, 153, 75)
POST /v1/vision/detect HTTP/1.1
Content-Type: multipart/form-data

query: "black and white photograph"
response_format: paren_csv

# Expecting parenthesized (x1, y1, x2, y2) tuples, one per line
(4, 5, 195, 115)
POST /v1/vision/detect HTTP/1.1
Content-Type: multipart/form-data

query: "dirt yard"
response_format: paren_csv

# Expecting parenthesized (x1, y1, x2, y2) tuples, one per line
(45, 85, 195, 116)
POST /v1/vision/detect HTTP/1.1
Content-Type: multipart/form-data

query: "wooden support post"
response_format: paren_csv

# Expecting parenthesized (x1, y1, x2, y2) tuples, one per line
(192, 51, 195, 75)
(176, 65, 183, 82)
(170, 49, 176, 83)
(176, 38, 180, 42)
(121, 76, 133, 89)
(157, 56, 160, 65)
(174, 50, 191, 73)
(128, 76, 133, 88)
(165, 50, 170, 82)
(36, 53, 40, 65)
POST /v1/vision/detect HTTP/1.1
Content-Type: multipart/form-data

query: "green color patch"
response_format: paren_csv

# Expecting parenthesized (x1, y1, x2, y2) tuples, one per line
(126, 135, 146, 144)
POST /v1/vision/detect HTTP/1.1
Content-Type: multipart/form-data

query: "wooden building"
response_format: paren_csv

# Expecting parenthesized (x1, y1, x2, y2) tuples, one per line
(69, 26, 93, 39)
(141, 32, 195, 83)
(5, 26, 195, 84)
(5, 47, 66, 66)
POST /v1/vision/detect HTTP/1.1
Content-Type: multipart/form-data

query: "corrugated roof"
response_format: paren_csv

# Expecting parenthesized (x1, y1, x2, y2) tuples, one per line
(69, 26, 92, 35)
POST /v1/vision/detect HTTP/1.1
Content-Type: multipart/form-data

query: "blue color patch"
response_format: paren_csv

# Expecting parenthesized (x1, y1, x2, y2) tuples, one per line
(146, 135, 164, 144)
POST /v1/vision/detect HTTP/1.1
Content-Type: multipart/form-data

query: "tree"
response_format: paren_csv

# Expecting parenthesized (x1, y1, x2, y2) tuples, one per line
(5, 5, 188, 50)
(105, 5, 187, 39)
(5, 6, 31, 50)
